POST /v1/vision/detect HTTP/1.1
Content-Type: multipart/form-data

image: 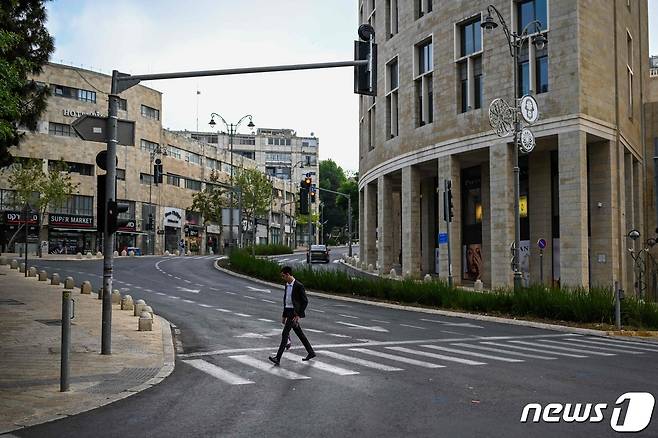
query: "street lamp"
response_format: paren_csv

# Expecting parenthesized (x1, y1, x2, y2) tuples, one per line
(481, 5, 547, 291)
(148, 144, 167, 255)
(208, 113, 255, 251)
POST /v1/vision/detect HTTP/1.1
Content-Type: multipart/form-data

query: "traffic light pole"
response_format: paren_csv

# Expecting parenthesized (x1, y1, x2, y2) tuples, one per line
(101, 71, 120, 355)
(444, 179, 453, 287)
(307, 188, 312, 263)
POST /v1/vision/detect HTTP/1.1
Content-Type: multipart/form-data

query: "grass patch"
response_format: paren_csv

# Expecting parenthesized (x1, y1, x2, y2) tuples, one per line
(227, 250, 658, 330)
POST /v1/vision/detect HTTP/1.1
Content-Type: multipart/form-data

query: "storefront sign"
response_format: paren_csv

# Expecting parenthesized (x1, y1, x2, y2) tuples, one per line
(187, 228, 200, 237)
(49, 214, 94, 228)
(63, 109, 102, 118)
(4, 211, 39, 225)
(163, 207, 183, 228)
(206, 224, 221, 234)
(118, 219, 136, 232)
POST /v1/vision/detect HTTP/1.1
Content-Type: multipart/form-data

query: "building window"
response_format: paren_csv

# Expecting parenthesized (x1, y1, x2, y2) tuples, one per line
(49, 160, 93, 176)
(535, 55, 548, 93)
(140, 139, 159, 153)
(236, 151, 255, 160)
(266, 152, 292, 163)
(116, 168, 126, 180)
(51, 195, 93, 216)
(457, 16, 483, 113)
(267, 138, 291, 146)
(516, 43, 548, 96)
(367, 97, 376, 149)
(118, 98, 127, 111)
(516, 0, 547, 33)
(50, 84, 96, 103)
(386, 0, 398, 38)
(206, 158, 218, 170)
(140, 104, 160, 120)
(167, 174, 181, 187)
(415, 0, 432, 19)
(237, 136, 255, 145)
(386, 57, 399, 139)
(187, 151, 202, 166)
(167, 145, 183, 160)
(140, 173, 153, 185)
(415, 39, 433, 125)
(185, 179, 202, 191)
(48, 122, 77, 137)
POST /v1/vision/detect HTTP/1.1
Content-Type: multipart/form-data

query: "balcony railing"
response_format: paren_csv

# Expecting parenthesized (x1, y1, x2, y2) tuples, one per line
(650, 68, 658, 78)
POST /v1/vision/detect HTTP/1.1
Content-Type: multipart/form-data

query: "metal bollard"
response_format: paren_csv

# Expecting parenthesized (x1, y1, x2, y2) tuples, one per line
(60, 288, 74, 392)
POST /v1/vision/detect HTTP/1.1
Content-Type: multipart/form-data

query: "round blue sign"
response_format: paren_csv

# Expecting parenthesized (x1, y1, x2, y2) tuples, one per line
(537, 238, 547, 249)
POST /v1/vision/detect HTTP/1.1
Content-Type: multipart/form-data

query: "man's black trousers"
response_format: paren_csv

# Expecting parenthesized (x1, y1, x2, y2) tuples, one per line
(276, 308, 314, 360)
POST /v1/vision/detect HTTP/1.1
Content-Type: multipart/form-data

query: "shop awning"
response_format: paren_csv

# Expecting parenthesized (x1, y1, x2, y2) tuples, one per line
(116, 231, 148, 235)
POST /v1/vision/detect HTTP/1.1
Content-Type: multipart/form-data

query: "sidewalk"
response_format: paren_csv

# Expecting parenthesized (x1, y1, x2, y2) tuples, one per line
(0, 261, 175, 434)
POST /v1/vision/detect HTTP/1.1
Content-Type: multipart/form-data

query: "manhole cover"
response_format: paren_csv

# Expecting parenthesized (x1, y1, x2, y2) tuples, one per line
(0, 299, 25, 305)
(36, 319, 67, 326)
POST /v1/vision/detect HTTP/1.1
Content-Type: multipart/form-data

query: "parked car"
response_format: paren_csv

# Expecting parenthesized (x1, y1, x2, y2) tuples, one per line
(308, 244, 330, 263)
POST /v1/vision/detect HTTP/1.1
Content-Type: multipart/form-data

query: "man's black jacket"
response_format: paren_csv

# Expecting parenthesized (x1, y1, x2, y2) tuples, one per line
(283, 280, 308, 318)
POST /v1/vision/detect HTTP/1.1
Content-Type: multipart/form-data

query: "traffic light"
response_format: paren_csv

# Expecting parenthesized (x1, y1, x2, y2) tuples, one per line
(304, 174, 312, 188)
(153, 158, 163, 185)
(447, 187, 454, 222)
(299, 180, 309, 215)
(310, 184, 317, 203)
(147, 213, 154, 231)
(107, 200, 130, 234)
(354, 24, 377, 96)
(443, 181, 454, 223)
(97, 174, 106, 232)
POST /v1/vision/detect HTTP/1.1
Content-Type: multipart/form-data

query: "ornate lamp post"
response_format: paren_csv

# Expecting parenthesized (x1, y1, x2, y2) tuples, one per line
(481, 5, 547, 291)
(208, 113, 255, 251)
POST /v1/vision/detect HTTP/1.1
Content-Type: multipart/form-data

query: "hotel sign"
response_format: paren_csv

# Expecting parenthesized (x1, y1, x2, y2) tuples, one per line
(163, 207, 183, 228)
(63, 109, 102, 118)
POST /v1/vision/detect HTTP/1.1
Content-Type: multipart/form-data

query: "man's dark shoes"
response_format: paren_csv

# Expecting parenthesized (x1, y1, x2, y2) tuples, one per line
(302, 352, 316, 361)
(268, 356, 280, 366)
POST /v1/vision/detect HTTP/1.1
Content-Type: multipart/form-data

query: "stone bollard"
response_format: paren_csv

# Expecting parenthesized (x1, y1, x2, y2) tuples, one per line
(209, 249, 214, 255)
(142, 305, 154, 319)
(64, 277, 74, 289)
(121, 295, 134, 311)
(10, 259, 19, 269)
(51, 273, 61, 285)
(96, 251, 103, 257)
(175, 250, 180, 256)
(474, 279, 483, 292)
(129, 250, 135, 257)
(76, 252, 82, 259)
(0, 256, 7, 265)
(113, 251, 119, 257)
(38, 270, 48, 281)
(86, 252, 93, 259)
(138, 311, 153, 331)
(19, 263, 26, 273)
(134, 299, 146, 317)
(120, 250, 127, 257)
(424, 274, 432, 283)
(389, 268, 397, 279)
(367, 264, 374, 272)
(111, 289, 122, 304)
(28, 266, 37, 277)
(165, 250, 170, 256)
(81, 281, 92, 294)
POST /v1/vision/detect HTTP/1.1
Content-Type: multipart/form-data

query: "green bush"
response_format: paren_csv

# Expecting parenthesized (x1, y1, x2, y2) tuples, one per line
(243, 244, 293, 256)
(227, 250, 658, 329)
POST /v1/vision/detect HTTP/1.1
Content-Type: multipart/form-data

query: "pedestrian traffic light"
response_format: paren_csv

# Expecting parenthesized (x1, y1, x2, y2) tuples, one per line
(147, 213, 154, 231)
(354, 24, 377, 96)
(310, 185, 317, 204)
(447, 188, 454, 222)
(107, 200, 130, 234)
(97, 174, 106, 232)
(153, 159, 163, 185)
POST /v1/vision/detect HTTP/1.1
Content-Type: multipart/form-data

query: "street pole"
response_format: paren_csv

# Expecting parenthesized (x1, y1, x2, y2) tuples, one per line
(512, 37, 523, 292)
(307, 189, 312, 262)
(23, 202, 28, 277)
(444, 179, 453, 287)
(60, 287, 72, 392)
(347, 196, 353, 257)
(101, 71, 120, 355)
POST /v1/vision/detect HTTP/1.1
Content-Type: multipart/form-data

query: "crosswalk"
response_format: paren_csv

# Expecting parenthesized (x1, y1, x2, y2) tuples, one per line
(182, 335, 658, 386)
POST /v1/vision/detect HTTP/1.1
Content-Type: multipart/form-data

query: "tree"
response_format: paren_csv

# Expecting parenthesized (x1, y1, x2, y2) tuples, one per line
(234, 168, 272, 255)
(0, 0, 55, 167)
(189, 170, 227, 252)
(319, 159, 348, 244)
(336, 174, 358, 242)
(4, 158, 79, 255)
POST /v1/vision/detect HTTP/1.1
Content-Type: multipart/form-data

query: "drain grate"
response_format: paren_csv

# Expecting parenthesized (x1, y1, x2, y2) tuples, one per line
(35, 319, 64, 326)
(0, 299, 25, 305)
(85, 367, 160, 394)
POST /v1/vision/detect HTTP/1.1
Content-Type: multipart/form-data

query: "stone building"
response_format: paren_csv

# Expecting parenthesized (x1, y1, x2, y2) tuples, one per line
(358, 0, 653, 293)
(0, 63, 299, 255)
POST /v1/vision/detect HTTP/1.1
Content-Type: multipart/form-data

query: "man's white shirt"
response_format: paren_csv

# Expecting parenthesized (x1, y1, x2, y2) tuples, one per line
(284, 280, 295, 309)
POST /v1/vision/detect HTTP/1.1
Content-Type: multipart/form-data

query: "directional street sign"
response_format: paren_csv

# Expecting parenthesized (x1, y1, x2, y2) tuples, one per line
(72, 115, 135, 146)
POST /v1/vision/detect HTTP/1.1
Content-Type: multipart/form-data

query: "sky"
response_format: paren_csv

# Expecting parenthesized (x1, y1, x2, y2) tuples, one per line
(45, 0, 658, 174)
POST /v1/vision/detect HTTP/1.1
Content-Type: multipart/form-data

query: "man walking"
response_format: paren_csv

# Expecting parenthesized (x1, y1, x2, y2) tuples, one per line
(269, 266, 315, 365)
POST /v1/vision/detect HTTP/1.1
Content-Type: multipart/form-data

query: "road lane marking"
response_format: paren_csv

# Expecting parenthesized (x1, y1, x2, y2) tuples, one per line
(195, 283, 205, 287)
(183, 279, 192, 284)
(305, 328, 325, 333)
(198, 303, 213, 308)
(336, 321, 388, 332)
(481, 342, 587, 358)
(400, 324, 426, 330)
(216, 308, 231, 313)
(450, 343, 557, 360)
(285, 353, 359, 376)
(550, 339, 645, 354)
(209, 287, 221, 291)
(244, 296, 257, 300)
(229, 355, 310, 380)
(155, 292, 166, 296)
(246, 286, 271, 294)
(371, 319, 390, 324)
(350, 348, 445, 368)
(387, 346, 486, 365)
(339, 314, 359, 319)
(317, 350, 403, 371)
(234, 313, 251, 317)
(183, 359, 254, 385)
(225, 291, 236, 295)
(328, 333, 351, 338)
(177, 287, 200, 294)
(421, 345, 524, 362)
(169, 296, 181, 300)
(261, 299, 276, 304)
(258, 318, 274, 322)
(420, 318, 484, 329)
(508, 340, 615, 356)
(309, 309, 325, 313)
(564, 338, 658, 353)
(182, 299, 196, 304)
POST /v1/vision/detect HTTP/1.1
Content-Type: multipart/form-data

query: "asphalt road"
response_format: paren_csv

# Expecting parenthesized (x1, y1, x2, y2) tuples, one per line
(266, 245, 356, 271)
(10, 255, 658, 438)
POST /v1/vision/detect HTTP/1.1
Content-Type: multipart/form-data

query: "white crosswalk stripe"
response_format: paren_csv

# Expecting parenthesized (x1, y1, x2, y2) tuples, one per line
(508, 340, 615, 356)
(386, 346, 485, 365)
(481, 341, 588, 358)
(420, 345, 523, 363)
(565, 337, 658, 353)
(183, 359, 254, 385)
(349, 348, 445, 368)
(550, 339, 645, 354)
(450, 343, 557, 360)
(284, 353, 359, 376)
(317, 350, 403, 371)
(229, 355, 310, 380)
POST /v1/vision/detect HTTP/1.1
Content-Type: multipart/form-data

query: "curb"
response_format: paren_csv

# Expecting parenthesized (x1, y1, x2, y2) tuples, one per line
(0, 265, 177, 434)
(212, 259, 658, 343)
